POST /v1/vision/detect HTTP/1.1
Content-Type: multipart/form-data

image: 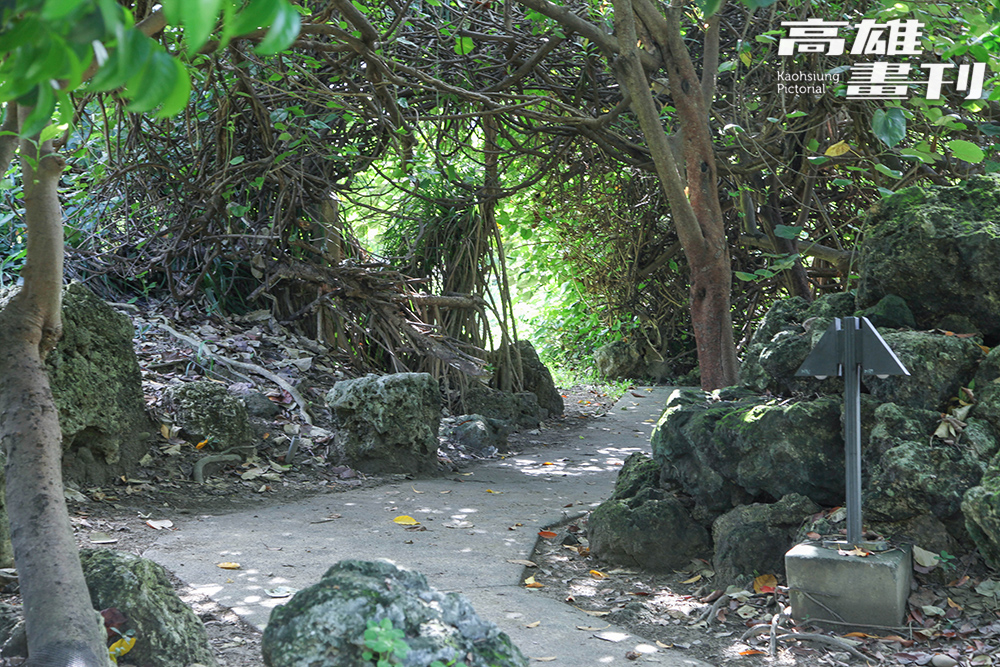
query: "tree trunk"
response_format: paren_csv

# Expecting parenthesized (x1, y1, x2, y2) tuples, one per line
(612, 0, 739, 389)
(0, 106, 110, 666)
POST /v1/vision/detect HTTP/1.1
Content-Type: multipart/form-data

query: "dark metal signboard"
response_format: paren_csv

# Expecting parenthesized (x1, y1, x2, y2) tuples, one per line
(795, 316, 909, 545)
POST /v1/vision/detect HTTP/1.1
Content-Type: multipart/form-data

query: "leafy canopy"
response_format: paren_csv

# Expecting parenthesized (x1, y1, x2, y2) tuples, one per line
(0, 0, 301, 137)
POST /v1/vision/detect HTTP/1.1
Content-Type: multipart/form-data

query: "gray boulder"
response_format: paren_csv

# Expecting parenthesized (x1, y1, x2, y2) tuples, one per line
(740, 293, 854, 395)
(326, 373, 441, 473)
(261, 560, 527, 667)
(80, 549, 217, 667)
(594, 341, 642, 380)
(864, 439, 988, 537)
(444, 414, 510, 456)
(857, 294, 916, 330)
(165, 381, 255, 452)
(588, 453, 710, 571)
(512, 340, 563, 417)
(963, 457, 1000, 569)
(856, 175, 1000, 342)
(862, 331, 981, 412)
(462, 383, 542, 430)
(0, 283, 154, 485)
(712, 494, 820, 585)
(651, 391, 849, 517)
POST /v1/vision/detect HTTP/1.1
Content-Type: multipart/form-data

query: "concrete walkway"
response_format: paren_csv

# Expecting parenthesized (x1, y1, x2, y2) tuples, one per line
(144, 387, 712, 667)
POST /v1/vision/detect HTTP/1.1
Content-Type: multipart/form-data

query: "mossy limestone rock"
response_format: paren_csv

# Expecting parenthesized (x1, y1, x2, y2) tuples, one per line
(327, 373, 441, 473)
(857, 175, 1000, 343)
(864, 438, 988, 535)
(261, 560, 527, 667)
(594, 340, 642, 380)
(512, 340, 563, 417)
(0, 283, 153, 485)
(164, 381, 254, 452)
(651, 392, 847, 515)
(712, 494, 820, 585)
(461, 383, 542, 430)
(857, 294, 917, 330)
(80, 549, 217, 667)
(962, 453, 1000, 569)
(862, 331, 982, 412)
(740, 293, 854, 395)
(588, 453, 710, 572)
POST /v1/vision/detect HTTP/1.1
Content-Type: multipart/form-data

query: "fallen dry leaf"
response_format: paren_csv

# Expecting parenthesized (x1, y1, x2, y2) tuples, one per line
(145, 519, 173, 530)
(576, 625, 610, 631)
(525, 621, 541, 628)
(589, 569, 608, 579)
(655, 640, 672, 649)
(680, 574, 702, 584)
(393, 515, 420, 526)
(740, 650, 766, 656)
(217, 562, 241, 570)
(531, 658, 556, 662)
(538, 530, 557, 539)
(508, 559, 537, 567)
(524, 575, 544, 588)
(753, 573, 777, 594)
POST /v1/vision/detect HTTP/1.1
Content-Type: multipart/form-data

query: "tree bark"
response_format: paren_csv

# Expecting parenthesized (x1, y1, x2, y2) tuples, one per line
(612, 0, 739, 389)
(0, 107, 110, 666)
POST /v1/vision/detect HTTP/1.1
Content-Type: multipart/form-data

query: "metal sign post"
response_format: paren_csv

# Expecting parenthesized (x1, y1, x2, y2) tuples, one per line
(795, 316, 909, 545)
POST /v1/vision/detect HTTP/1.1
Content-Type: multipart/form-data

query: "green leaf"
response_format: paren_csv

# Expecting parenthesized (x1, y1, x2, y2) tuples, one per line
(230, 0, 279, 35)
(255, 0, 300, 54)
(42, 0, 85, 22)
(125, 49, 179, 113)
(979, 123, 1000, 137)
(873, 163, 903, 179)
(19, 83, 56, 138)
(832, 178, 852, 186)
(696, 0, 723, 17)
(948, 139, 985, 164)
(743, 0, 778, 7)
(229, 156, 245, 165)
(872, 107, 906, 148)
(454, 35, 474, 55)
(734, 271, 757, 281)
(153, 60, 191, 116)
(179, 0, 222, 53)
(773, 225, 802, 240)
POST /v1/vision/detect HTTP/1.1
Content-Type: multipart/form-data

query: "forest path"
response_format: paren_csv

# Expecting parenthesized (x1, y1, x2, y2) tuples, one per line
(144, 386, 711, 667)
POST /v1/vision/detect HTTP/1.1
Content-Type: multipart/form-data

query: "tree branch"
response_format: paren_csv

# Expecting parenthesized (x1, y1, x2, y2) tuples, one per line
(701, 13, 721, 107)
(611, 0, 702, 249)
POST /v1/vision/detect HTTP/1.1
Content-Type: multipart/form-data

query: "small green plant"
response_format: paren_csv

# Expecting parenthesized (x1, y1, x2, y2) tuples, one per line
(938, 550, 958, 572)
(361, 618, 467, 667)
(362, 618, 409, 666)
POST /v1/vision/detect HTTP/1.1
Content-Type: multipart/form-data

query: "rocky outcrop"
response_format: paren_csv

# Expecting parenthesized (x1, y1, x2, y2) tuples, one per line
(962, 452, 1000, 569)
(511, 340, 564, 417)
(740, 292, 855, 395)
(651, 390, 850, 517)
(862, 332, 981, 412)
(164, 381, 255, 453)
(712, 494, 820, 585)
(594, 339, 673, 382)
(326, 373, 442, 473)
(81, 549, 217, 667)
(587, 453, 710, 571)
(857, 175, 1000, 343)
(441, 414, 511, 456)
(462, 383, 542, 430)
(0, 283, 155, 486)
(261, 560, 527, 667)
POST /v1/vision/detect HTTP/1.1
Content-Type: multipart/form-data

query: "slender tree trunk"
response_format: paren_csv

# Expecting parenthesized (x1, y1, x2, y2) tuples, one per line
(0, 106, 110, 666)
(612, 0, 739, 389)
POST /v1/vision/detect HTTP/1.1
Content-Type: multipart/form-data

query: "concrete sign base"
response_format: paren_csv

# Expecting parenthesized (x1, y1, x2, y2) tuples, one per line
(786, 542, 912, 631)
